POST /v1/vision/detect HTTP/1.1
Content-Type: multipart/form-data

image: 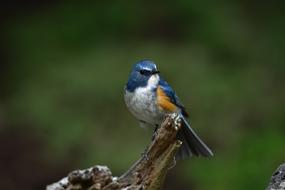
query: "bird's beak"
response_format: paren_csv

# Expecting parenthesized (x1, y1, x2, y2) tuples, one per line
(152, 70, 160, 74)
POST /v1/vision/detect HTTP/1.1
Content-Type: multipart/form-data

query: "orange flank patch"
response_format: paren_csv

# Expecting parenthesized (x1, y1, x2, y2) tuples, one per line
(157, 87, 178, 112)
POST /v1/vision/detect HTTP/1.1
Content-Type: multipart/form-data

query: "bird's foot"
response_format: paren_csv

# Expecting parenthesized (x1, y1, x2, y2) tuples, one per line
(141, 147, 150, 161)
(171, 113, 182, 130)
(151, 125, 159, 141)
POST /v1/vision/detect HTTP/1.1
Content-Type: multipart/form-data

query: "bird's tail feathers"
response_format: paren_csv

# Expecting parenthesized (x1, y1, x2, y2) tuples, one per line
(176, 114, 213, 159)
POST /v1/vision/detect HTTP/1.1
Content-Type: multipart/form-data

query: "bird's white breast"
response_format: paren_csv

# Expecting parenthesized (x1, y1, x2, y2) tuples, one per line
(124, 74, 165, 126)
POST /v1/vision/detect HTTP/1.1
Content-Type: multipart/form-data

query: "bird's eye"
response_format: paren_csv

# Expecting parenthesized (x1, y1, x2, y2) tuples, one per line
(139, 70, 151, 75)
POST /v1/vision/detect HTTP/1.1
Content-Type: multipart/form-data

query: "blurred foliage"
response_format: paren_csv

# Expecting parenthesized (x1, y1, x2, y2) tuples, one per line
(1, 1, 285, 190)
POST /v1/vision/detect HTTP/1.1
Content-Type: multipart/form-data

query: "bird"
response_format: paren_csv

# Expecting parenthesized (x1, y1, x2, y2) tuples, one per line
(124, 59, 213, 159)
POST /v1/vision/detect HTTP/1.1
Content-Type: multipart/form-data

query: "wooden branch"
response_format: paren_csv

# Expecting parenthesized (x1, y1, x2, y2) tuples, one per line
(267, 163, 285, 190)
(47, 113, 182, 190)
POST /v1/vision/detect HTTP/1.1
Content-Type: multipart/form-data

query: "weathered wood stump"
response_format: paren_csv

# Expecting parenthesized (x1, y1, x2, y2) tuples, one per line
(47, 113, 182, 190)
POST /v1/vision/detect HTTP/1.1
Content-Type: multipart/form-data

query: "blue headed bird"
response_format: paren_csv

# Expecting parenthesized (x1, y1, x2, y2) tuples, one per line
(124, 59, 213, 159)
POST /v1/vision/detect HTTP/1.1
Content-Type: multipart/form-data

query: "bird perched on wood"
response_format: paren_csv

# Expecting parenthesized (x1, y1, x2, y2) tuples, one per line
(124, 59, 213, 159)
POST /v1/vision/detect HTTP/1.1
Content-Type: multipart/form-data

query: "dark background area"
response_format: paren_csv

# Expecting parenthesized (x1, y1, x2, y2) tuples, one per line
(1, 1, 285, 190)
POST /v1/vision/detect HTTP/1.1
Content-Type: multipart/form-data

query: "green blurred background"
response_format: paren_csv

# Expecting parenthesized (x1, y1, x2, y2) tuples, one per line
(1, 1, 285, 190)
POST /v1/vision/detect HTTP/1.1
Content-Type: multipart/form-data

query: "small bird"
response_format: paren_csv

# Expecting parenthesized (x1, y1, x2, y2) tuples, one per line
(124, 60, 213, 159)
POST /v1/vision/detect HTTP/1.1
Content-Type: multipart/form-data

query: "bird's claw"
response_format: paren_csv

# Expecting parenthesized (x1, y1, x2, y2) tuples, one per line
(141, 147, 150, 161)
(172, 113, 181, 129)
(151, 126, 159, 141)
(170, 113, 178, 120)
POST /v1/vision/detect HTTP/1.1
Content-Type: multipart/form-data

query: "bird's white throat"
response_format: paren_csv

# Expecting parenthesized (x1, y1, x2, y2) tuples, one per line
(147, 74, 159, 89)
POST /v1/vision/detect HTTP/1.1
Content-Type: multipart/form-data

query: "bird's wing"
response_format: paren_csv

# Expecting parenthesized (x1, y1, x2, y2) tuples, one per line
(157, 79, 189, 117)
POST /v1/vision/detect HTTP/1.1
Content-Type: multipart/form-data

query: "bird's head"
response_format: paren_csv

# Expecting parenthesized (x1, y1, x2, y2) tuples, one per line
(126, 59, 160, 92)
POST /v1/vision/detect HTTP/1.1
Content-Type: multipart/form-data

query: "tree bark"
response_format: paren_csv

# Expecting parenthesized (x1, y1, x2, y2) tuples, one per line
(267, 163, 285, 190)
(47, 113, 182, 190)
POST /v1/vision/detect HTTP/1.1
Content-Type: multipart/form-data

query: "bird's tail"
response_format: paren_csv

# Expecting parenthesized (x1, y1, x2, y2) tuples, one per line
(176, 115, 213, 159)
